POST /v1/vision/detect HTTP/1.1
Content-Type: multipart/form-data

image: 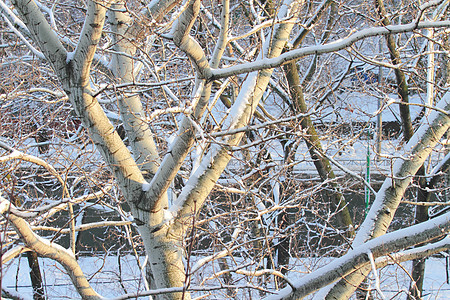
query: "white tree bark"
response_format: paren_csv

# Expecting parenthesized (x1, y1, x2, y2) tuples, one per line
(108, 1, 161, 178)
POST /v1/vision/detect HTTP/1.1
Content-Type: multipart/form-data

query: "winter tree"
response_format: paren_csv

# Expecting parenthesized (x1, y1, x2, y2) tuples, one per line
(0, 0, 449, 299)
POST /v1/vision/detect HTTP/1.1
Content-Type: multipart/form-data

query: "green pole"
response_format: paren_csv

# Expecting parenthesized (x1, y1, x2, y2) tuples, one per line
(365, 142, 370, 217)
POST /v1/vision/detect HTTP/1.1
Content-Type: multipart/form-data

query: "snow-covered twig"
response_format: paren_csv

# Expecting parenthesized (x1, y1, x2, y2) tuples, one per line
(386, 100, 449, 116)
(111, 284, 272, 300)
(368, 250, 385, 299)
(1, 245, 30, 263)
(209, 112, 313, 138)
(190, 228, 242, 275)
(0, 0, 29, 36)
(32, 220, 132, 234)
(228, 17, 298, 44)
(401, 200, 450, 206)
(34, 0, 57, 30)
(0, 141, 70, 198)
(146, 107, 193, 121)
(0, 194, 102, 299)
(2, 15, 44, 59)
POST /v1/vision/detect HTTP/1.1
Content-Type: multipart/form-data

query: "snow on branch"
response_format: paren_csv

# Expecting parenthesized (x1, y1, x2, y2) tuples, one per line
(354, 93, 450, 246)
(0, 0, 28, 34)
(190, 228, 242, 275)
(32, 220, 132, 234)
(1, 14, 44, 59)
(36, 186, 113, 220)
(1, 245, 30, 264)
(0, 141, 69, 198)
(312, 148, 377, 196)
(170, 0, 211, 78)
(264, 211, 450, 299)
(111, 284, 271, 300)
(211, 20, 450, 80)
(0, 194, 102, 299)
(375, 237, 450, 270)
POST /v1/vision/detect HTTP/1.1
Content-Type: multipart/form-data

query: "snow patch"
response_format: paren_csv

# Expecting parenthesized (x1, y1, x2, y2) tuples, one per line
(141, 181, 150, 192)
(163, 209, 174, 223)
(66, 51, 74, 63)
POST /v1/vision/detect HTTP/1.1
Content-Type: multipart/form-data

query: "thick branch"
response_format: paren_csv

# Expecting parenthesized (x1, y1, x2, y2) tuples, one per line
(211, 21, 450, 80)
(146, 0, 183, 23)
(0, 195, 101, 299)
(72, 0, 108, 85)
(171, 0, 211, 78)
(108, 2, 160, 179)
(324, 92, 450, 299)
(264, 211, 450, 299)
(169, 0, 303, 236)
(11, 0, 67, 73)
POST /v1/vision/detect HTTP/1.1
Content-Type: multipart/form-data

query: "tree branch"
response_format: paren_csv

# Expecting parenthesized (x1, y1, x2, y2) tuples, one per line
(211, 21, 450, 80)
(264, 211, 450, 299)
(11, 0, 67, 73)
(0, 195, 102, 299)
(72, 0, 108, 85)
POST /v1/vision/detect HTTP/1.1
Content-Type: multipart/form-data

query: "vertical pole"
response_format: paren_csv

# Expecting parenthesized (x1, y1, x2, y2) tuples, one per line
(426, 28, 435, 116)
(376, 38, 383, 161)
(365, 141, 370, 217)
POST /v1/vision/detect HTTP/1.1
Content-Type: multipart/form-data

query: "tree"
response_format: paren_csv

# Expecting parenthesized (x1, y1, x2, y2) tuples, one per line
(0, 0, 449, 299)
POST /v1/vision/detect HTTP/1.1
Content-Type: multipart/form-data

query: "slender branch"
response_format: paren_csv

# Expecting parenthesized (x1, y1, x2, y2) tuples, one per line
(210, 0, 229, 68)
(32, 220, 133, 233)
(312, 149, 377, 196)
(1, 15, 44, 59)
(0, 143, 69, 198)
(111, 284, 271, 300)
(401, 200, 450, 206)
(291, 0, 332, 48)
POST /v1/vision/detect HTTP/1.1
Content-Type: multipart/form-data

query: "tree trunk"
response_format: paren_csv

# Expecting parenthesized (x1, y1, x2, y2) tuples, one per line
(284, 60, 353, 232)
(408, 171, 429, 299)
(26, 251, 44, 300)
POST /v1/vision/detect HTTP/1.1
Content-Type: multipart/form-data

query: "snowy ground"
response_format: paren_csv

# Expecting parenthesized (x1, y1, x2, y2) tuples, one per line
(2, 255, 449, 299)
